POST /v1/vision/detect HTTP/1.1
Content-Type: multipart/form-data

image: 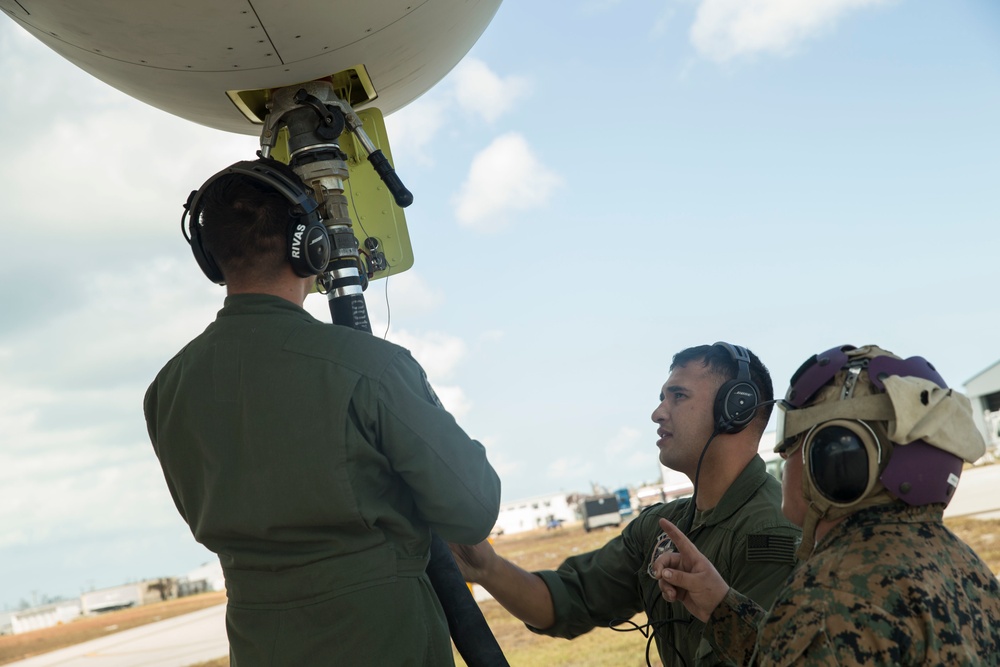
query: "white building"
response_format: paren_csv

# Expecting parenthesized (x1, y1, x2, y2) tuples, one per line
(964, 360, 1000, 463)
(10, 600, 82, 635)
(179, 560, 226, 596)
(493, 492, 576, 535)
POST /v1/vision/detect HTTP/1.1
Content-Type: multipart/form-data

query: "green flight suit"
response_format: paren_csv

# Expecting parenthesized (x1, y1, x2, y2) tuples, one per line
(531, 455, 800, 666)
(144, 294, 501, 666)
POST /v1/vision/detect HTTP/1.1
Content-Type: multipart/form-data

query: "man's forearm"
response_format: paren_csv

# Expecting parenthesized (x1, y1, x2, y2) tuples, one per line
(706, 588, 765, 665)
(479, 558, 556, 630)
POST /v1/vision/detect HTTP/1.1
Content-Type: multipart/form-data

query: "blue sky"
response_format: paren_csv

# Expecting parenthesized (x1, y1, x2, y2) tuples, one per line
(1, 0, 999, 609)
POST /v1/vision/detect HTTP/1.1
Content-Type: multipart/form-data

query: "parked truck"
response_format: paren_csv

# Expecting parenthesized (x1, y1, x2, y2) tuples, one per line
(580, 494, 622, 532)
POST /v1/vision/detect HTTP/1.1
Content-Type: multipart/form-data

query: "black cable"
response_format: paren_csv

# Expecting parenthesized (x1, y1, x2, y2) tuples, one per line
(427, 535, 509, 667)
(382, 269, 391, 340)
(683, 399, 778, 532)
(610, 616, 690, 667)
(639, 397, 779, 664)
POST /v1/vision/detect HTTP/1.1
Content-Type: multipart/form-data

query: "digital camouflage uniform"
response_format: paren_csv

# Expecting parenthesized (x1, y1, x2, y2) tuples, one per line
(531, 455, 800, 666)
(708, 502, 1000, 666)
(144, 294, 501, 667)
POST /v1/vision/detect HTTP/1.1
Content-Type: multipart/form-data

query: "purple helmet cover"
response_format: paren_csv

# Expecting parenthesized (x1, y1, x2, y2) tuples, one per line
(880, 439, 963, 506)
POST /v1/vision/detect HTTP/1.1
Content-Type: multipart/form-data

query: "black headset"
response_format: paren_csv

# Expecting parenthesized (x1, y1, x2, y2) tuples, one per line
(182, 160, 331, 284)
(712, 342, 761, 434)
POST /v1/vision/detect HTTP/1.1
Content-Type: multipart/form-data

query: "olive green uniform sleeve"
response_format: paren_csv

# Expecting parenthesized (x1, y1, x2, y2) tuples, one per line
(531, 519, 648, 639)
(373, 352, 501, 544)
(527, 456, 800, 667)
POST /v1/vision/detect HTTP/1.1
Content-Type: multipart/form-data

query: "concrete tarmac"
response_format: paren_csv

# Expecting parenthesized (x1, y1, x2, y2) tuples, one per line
(7, 604, 227, 667)
(945, 462, 1000, 519)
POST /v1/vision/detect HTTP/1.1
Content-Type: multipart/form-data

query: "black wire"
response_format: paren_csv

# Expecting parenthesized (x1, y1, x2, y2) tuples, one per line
(682, 429, 720, 533)
(683, 398, 777, 532)
(629, 398, 777, 665)
(609, 616, 690, 667)
(348, 185, 391, 340)
(637, 403, 759, 664)
(382, 269, 391, 340)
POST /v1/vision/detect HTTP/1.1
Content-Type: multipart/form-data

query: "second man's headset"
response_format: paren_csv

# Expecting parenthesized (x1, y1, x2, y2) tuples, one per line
(712, 342, 761, 434)
(182, 160, 331, 285)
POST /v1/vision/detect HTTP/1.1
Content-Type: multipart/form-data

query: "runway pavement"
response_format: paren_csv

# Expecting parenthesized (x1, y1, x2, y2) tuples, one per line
(7, 604, 227, 667)
(945, 462, 1000, 519)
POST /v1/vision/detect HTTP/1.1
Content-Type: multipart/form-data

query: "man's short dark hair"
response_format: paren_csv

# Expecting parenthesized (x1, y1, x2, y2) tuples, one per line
(199, 158, 304, 282)
(670, 344, 775, 432)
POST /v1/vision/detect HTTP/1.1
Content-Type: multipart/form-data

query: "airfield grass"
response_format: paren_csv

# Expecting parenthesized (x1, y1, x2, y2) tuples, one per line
(5, 516, 999, 667)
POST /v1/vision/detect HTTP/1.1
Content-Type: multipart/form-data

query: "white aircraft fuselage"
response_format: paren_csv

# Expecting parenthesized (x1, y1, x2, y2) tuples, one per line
(1, 0, 503, 134)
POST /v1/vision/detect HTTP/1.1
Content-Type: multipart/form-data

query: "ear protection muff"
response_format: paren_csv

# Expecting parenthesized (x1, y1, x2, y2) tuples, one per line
(182, 160, 331, 284)
(712, 342, 761, 434)
(802, 418, 882, 506)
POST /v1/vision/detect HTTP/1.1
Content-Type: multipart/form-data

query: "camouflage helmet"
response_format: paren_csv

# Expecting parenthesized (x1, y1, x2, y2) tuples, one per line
(774, 344, 985, 558)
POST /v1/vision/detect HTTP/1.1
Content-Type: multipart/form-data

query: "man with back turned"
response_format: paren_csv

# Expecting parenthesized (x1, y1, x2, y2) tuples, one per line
(144, 157, 501, 666)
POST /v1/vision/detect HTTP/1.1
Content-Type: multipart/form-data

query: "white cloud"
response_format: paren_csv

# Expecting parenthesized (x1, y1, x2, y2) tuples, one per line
(581, 0, 627, 14)
(383, 91, 450, 167)
(0, 440, 177, 549)
(380, 271, 446, 319)
(651, 6, 677, 38)
(690, 0, 893, 62)
(385, 329, 472, 419)
(0, 108, 255, 235)
(429, 384, 473, 420)
(548, 457, 594, 481)
(481, 444, 522, 479)
(0, 255, 226, 553)
(452, 133, 563, 232)
(384, 58, 531, 166)
(388, 330, 467, 380)
(0, 258, 219, 389)
(608, 426, 659, 472)
(303, 270, 445, 331)
(451, 58, 531, 124)
(0, 23, 257, 238)
(609, 426, 643, 456)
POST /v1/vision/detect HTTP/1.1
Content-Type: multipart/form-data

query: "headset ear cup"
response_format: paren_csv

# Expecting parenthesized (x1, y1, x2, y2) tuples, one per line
(185, 160, 328, 283)
(286, 215, 331, 277)
(711, 342, 762, 434)
(805, 420, 881, 505)
(188, 213, 225, 284)
(714, 380, 760, 433)
(306, 224, 331, 274)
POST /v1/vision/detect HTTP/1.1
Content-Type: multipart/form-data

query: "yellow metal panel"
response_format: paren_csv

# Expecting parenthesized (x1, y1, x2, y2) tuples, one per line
(341, 107, 414, 280)
(270, 108, 413, 281)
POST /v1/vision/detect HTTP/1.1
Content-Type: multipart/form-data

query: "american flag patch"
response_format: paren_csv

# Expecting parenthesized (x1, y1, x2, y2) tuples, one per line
(746, 534, 797, 563)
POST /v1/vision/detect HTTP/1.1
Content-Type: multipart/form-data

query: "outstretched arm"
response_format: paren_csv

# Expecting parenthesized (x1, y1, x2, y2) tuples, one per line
(649, 518, 730, 622)
(450, 540, 555, 630)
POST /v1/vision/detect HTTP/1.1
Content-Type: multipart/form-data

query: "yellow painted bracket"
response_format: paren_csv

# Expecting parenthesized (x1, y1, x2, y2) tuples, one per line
(271, 107, 414, 281)
(339, 107, 414, 280)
